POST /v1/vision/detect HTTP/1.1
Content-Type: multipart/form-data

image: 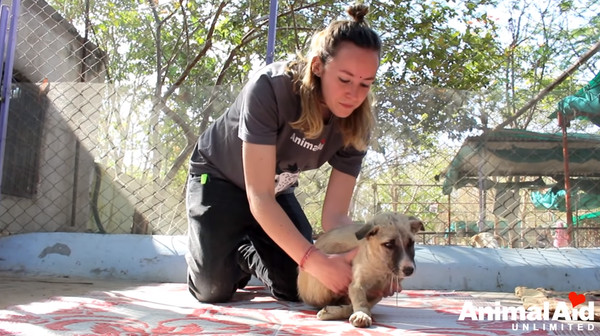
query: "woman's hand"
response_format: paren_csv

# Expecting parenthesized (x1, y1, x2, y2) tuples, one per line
(303, 248, 358, 294)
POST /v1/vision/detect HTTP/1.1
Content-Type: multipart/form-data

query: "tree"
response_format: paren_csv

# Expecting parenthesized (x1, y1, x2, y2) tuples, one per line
(491, 0, 600, 131)
(42, 0, 599, 234)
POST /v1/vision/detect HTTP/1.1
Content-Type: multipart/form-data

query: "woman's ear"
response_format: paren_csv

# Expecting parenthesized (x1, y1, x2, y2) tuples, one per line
(311, 56, 323, 77)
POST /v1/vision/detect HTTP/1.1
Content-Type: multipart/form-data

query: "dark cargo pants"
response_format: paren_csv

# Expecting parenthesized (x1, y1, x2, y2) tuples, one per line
(185, 174, 313, 303)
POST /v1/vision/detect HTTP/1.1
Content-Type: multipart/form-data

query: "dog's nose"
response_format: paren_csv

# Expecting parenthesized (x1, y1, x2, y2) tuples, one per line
(402, 266, 414, 276)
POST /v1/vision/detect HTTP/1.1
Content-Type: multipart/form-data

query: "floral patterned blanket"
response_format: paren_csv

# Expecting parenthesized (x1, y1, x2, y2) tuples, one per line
(1, 283, 597, 335)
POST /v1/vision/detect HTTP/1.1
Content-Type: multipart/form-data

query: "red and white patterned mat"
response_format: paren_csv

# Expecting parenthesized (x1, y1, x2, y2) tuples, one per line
(0, 283, 596, 335)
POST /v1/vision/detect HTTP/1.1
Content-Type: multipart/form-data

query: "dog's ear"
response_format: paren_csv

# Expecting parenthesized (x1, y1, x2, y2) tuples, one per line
(408, 216, 424, 234)
(355, 223, 375, 240)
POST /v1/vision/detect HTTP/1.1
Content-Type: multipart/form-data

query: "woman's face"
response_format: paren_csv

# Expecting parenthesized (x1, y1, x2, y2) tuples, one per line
(313, 42, 379, 119)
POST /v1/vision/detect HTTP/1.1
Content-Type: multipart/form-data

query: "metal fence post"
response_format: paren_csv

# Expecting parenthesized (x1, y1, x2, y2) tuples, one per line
(0, 0, 20, 195)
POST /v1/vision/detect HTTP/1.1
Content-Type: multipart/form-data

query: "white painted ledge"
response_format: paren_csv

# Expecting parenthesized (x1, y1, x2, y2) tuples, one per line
(1, 233, 599, 292)
(403, 245, 600, 292)
(0, 232, 188, 283)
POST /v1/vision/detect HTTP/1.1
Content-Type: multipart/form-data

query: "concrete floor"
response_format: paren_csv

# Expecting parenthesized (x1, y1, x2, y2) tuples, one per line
(0, 274, 148, 309)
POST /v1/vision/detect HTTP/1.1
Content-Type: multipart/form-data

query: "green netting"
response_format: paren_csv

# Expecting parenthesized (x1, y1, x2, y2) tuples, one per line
(448, 220, 508, 232)
(576, 211, 600, 221)
(478, 128, 600, 141)
(440, 129, 600, 195)
(489, 143, 598, 163)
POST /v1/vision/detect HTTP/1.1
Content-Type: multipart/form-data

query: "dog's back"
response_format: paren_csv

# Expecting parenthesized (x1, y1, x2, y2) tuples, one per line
(314, 223, 364, 253)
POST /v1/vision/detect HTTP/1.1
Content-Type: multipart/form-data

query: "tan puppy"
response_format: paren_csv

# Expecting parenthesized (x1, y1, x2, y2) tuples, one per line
(470, 232, 501, 248)
(297, 212, 423, 328)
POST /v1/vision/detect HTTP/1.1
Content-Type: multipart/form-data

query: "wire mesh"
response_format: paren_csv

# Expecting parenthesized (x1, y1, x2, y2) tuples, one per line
(0, 0, 598, 250)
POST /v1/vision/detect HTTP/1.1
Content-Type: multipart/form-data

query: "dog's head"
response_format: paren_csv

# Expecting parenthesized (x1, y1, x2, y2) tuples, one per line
(354, 212, 423, 278)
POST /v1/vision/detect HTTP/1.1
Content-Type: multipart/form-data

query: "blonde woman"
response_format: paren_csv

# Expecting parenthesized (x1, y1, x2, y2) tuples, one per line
(186, 4, 382, 303)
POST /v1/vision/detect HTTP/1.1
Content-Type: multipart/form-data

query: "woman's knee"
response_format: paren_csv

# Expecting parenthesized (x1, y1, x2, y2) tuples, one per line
(187, 272, 236, 303)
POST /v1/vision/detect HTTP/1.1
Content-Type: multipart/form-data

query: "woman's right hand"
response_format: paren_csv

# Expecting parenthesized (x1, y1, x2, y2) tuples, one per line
(303, 248, 358, 294)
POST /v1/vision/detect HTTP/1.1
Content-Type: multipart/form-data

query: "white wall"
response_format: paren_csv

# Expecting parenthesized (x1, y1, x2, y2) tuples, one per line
(1, 233, 599, 292)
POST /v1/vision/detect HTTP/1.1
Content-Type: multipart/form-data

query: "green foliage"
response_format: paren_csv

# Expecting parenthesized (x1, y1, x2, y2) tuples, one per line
(495, 0, 600, 130)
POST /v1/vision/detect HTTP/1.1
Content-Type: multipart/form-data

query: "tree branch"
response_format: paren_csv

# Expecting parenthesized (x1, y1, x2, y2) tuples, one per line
(161, 0, 228, 101)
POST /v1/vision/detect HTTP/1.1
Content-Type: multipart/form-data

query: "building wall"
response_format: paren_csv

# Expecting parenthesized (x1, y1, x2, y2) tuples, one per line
(0, 0, 107, 233)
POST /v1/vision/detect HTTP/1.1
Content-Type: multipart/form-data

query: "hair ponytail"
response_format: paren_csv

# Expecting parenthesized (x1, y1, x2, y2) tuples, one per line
(347, 4, 369, 24)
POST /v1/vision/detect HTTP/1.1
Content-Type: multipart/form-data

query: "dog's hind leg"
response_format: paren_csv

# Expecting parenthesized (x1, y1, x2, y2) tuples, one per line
(317, 304, 353, 321)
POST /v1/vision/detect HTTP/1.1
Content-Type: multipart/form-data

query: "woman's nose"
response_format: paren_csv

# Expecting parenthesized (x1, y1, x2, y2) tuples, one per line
(346, 84, 358, 98)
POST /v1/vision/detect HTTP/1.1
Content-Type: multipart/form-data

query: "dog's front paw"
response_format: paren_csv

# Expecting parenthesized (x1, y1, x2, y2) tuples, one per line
(349, 310, 372, 328)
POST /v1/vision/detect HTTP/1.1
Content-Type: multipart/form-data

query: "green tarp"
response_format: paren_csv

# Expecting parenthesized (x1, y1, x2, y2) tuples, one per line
(531, 189, 600, 212)
(550, 72, 600, 126)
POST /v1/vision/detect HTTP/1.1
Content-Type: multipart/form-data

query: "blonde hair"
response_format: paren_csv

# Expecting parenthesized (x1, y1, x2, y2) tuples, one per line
(287, 4, 381, 151)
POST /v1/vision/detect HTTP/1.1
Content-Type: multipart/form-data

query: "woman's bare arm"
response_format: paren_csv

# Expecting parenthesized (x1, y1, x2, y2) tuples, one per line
(242, 142, 355, 294)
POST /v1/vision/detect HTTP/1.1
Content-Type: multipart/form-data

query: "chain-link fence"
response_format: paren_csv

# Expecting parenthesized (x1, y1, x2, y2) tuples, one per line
(1, 0, 599, 249)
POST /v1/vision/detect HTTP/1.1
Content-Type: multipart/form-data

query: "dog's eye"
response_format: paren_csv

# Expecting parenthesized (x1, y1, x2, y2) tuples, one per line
(382, 240, 395, 249)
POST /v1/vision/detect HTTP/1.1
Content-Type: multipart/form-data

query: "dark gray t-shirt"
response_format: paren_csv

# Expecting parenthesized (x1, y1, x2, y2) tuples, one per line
(190, 61, 366, 194)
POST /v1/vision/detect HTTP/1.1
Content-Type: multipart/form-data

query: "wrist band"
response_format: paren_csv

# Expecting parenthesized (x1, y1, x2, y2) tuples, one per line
(299, 245, 317, 270)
